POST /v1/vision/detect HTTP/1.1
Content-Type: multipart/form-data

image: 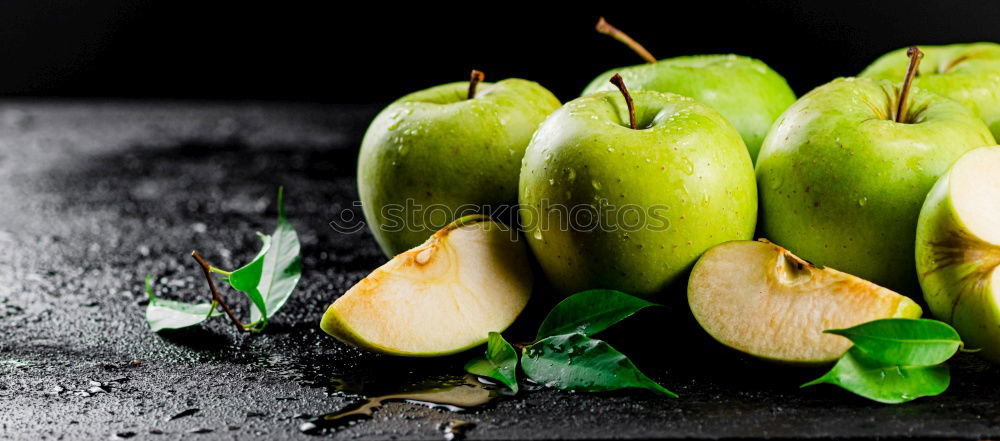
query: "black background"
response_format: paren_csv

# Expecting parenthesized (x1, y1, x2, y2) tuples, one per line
(0, 1, 997, 105)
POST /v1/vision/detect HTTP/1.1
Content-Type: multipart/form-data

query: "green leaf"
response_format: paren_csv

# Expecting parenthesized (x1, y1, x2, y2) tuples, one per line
(464, 332, 519, 393)
(826, 318, 962, 366)
(144, 276, 219, 332)
(521, 333, 676, 397)
(802, 347, 950, 404)
(248, 187, 302, 323)
(228, 233, 272, 322)
(535, 290, 658, 341)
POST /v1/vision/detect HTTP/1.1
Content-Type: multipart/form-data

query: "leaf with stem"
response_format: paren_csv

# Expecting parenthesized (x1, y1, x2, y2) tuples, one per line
(825, 318, 962, 366)
(248, 187, 302, 324)
(802, 347, 950, 404)
(465, 332, 519, 393)
(535, 290, 658, 341)
(227, 233, 272, 330)
(521, 333, 676, 397)
(144, 276, 219, 332)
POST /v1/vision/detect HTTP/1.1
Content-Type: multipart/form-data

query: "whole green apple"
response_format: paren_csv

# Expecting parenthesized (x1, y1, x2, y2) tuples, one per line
(358, 71, 560, 256)
(757, 48, 995, 294)
(861, 43, 1000, 139)
(915, 146, 1000, 363)
(581, 18, 796, 162)
(519, 74, 757, 297)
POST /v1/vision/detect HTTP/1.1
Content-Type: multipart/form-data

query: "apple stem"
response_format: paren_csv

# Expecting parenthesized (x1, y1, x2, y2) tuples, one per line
(895, 46, 924, 123)
(468, 69, 485, 100)
(192, 250, 246, 332)
(595, 17, 657, 64)
(609, 73, 637, 130)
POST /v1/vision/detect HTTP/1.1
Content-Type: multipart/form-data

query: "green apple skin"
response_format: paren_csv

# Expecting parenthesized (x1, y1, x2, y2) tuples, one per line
(756, 77, 995, 294)
(519, 90, 757, 298)
(915, 146, 1000, 363)
(861, 43, 1000, 140)
(582, 55, 796, 162)
(359, 79, 560, 256)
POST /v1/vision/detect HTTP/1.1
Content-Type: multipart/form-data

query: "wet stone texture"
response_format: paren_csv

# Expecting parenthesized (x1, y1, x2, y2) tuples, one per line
(1, 101, 999, 440)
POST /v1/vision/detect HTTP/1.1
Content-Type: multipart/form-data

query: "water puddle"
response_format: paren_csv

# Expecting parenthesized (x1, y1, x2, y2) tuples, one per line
(299, 374, 498, 435)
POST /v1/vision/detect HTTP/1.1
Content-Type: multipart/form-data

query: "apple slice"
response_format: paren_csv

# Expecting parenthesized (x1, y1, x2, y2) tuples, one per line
(916, 146, 1000, 363)
(688, 240, 922, 363)
(321, 215, 532, 357)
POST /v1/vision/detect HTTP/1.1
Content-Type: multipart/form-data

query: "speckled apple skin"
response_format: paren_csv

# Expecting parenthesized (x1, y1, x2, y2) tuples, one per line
(359, 79, 560, 256)
(756, 77, 995, 295)
(520, 89, 757, 298)
(583, 54, 796, 162)
(862, 43, 1000, 140)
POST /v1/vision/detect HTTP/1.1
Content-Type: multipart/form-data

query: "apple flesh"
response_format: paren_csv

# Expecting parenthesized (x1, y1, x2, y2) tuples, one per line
(582, 55, 796, 162)
(861, 43, 1000, 139)
(321, 215, 532, 357)
(359, 77, 560, 256)
(519, 87, 756, 298)
(688, 240, 922, 364)
(756, 77, 995, 294)
(916, 146, 1000, 363)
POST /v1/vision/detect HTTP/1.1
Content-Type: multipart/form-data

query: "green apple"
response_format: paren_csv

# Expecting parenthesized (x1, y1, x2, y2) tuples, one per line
(756, 48, 996, 294)
(915, 146, 1000, 362)
(519, 74, 757, 298)
(861, 43, 1000, 139)
(359, 71, 560, 256)
(689, 239, 922, 364)
(321, 215, 532, 356)
(581, 18, 796, 162)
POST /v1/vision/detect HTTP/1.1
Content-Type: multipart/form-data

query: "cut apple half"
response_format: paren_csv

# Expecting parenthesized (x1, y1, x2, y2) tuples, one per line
(916, 146, 1000, 363)
(688, 240, 922, 364)
(321, 215, 532, 357)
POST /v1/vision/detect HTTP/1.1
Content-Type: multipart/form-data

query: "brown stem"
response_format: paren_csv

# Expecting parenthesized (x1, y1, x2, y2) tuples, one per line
(468, 70, 485, 99)
(191, 250, 245, 332)
(595, 17, 657, 64)
(895, 46, 924, 123)
(609, 73, 637, 130)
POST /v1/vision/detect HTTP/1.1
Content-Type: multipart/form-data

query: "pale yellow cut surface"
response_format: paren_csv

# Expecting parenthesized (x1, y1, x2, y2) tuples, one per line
(950, 147, 1000, 245)
(688, 240, 922, 364)
(321, 216, 532, 356)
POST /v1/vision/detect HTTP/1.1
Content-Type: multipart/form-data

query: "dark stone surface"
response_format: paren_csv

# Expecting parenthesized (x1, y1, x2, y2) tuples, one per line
(1, 101, 999, 440)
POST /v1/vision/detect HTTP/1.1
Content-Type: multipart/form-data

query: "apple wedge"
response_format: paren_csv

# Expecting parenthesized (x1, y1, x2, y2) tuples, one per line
(321, 215, 532, 357)
(916, 146, 1000, 363)
(688, 240, 922, 363)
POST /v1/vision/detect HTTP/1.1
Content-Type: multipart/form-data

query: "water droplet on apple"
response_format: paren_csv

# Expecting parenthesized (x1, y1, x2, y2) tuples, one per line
(548, 179, 555, 186)
(681, 157, 694, 175)
(607, 147, 615, 153)
(532, 229, 543, 241)
(858, 197, 868, 207)
(770, 176, 784, 190)
(565, 168, 576, 182)
(591, 180, 602, 191)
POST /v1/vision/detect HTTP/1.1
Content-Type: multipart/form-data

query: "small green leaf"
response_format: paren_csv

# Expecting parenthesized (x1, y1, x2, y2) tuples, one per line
(248, 187, 302, 323)
(801, 347, 950, 404)
(535, 290, 658, 341)
(521, 333, 676, 397)
(144, 276, 219, 332)
(464, 332, 519, 393)
(826, 318, 962, 366)
(228, 233, 272, 321)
